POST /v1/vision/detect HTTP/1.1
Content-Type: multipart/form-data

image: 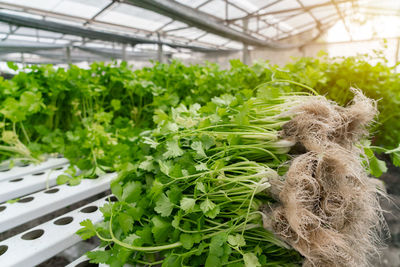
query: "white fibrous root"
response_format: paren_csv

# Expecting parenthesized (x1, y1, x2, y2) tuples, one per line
(267, 89, 386, 267)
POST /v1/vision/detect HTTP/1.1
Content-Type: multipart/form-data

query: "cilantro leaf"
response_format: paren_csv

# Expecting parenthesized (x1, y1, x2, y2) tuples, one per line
(122, 233, 141, 246)
(195, 162, 208, 171)
(243, 253, 261, 267)
(180, 233, 194, 250)
(154, 193, 174, 217)
(87, 250, 111, 264)
(369, 156, 387, 177)
(138, 156, 155, 171)
(118, 213, 134, 234)
(151, 216, 171, 243)
(191, 141, 207, 158)
(180, 197, 196, 213)
(227, 234, 246, 247)
(121, 181, 142, 203)
(200, 198, 220, 218)
(76, 219, 97, 240)
(163, 139, 184, 159)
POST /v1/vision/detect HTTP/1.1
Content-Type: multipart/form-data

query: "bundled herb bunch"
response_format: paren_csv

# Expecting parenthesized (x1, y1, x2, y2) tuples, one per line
(78, 84, 386, 266)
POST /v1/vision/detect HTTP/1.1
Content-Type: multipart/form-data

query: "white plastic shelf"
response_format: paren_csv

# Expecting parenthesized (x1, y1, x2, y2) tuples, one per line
(0, 164, 76, 203)
(0, 196, 112, 267)
(0, 172, 116, 232)
(0, 157, 69, 182)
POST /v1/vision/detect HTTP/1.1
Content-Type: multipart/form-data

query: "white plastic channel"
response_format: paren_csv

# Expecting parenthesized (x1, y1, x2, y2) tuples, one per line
(65, 247, 109, 267)
(0, 164, 76, 203)
(0, 196, 112, 267)
(0, 157, 69, 182)
(0, 172, 116, 232)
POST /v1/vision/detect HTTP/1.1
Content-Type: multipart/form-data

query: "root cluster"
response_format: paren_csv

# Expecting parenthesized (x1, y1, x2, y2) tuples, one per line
(269, 90, 386, 266)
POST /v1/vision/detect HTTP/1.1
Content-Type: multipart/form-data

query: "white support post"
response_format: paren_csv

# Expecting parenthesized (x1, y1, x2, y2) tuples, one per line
(66, 46, 72, 65)
(157, 33, 164, 63)
(122, 43, 127, 61)
(242, 18, 250, 65)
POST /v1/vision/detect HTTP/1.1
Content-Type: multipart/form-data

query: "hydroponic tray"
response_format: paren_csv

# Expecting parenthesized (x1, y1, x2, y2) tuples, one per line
(0, 158, 115, 267)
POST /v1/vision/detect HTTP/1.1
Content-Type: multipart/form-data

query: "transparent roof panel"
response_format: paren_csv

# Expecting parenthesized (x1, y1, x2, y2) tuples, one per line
(227, 4, 248, 20)
(14, 28, 64, 39)
(296, 22, 317, 33)
(0, 23, 11, 33)
(97, 3, 171, 32)
(197, 33, 230, 46)
(0, 8, 43, 20)
(284, 13, 316, 28)
(311, 6, 337, 21)
(54, 39, 70, 44)
(231, 0, 259, 13)
(174, 0, 208, 9)
(248, 0, 278, 9)
(51, 0, 111, 19)
(170, 28, 207, 39)
(162, 21, 188, 32)
(8, 35, 39, 42)
(224, 40, 243, 49)
(259, 27, 279, 38)
(263, 0, 301, 13)
(0, 0, 61, 10)
(320, 14, 339, 24)
(199, 0, 227, 19)
(302, 0, 330, 7)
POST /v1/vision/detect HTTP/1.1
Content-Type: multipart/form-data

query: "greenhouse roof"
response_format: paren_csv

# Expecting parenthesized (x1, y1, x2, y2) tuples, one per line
(0, 0, 398, 63)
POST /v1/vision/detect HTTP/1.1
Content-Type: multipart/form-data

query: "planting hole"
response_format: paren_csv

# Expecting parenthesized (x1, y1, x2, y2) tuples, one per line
(18, 197, 34, 203)
(54, 216, 73, 225)
(80, 206, 98, 213)
(33, 172, 45, 176)
(75, 260, 98, 267)
(21, 229, 44, 240)
(0, 206, 6, 212)
(52, 166, 64, 171)
(44, 188, 59, 194)
(9, 178, 23, 182)
(109, 196, 118, 202)
(0, 245, 8, 256)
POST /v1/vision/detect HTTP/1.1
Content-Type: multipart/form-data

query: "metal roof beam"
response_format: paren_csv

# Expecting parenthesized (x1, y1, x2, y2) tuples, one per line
(124, 0, 281, 47)
(0, 12, 224, 52)
(227, 0, 354, 22)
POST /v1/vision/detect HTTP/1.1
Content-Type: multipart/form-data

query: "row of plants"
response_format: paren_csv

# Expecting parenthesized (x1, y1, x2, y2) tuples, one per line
(2, 54, 399, 179)
(0, 60, 259, 183)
